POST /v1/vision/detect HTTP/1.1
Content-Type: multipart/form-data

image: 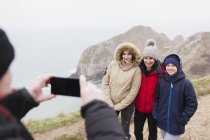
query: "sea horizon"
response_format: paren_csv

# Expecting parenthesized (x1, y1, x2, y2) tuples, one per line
(9, 30, 87, 121)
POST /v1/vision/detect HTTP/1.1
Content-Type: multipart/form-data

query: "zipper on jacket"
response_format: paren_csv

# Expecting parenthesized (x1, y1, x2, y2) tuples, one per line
(167, 77, 173, 132)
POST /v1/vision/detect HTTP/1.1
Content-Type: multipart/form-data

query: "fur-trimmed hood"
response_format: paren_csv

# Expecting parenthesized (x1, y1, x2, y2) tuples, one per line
(114, 42, 141, 66)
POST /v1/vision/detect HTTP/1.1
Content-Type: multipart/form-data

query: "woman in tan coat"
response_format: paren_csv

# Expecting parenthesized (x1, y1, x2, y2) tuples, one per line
(102, 42, 141, 140)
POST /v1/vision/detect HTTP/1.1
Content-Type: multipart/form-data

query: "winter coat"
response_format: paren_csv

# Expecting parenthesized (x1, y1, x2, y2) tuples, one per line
(153, 70, 198, 135)
(81, 99, 125, 140)
(135, 60, 163, 113)
(102, 42, 141, 111)
(0, 88, 38, 140)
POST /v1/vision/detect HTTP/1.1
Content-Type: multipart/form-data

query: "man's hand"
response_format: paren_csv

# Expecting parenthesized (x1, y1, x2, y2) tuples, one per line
(26, 74, 55, 103)
(79, 75, 104, 107)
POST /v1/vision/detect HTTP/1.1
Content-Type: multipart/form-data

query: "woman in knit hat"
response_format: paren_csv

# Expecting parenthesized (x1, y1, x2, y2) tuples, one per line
(153, 54, 198, 140)
(134, 39, 164, 140)
(102, 42, 142, 140)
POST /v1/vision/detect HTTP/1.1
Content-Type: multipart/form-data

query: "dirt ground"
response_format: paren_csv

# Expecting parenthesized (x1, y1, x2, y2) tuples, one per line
(33, 94, 210, 140)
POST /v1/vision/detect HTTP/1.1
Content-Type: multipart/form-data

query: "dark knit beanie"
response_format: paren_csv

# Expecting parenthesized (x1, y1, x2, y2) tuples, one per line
(164, 54, 180, 70)
(0, 28, 15, 79)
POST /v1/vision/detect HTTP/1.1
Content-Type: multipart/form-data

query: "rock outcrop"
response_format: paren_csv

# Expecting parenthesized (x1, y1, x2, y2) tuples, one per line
(174, 32, 210, 79)
(172, 35, 184, 46)
(72, 26, 210, 81)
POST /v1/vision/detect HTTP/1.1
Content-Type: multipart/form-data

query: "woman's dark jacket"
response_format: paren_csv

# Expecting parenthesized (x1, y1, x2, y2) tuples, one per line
(153, 70, 198, 135)
(81, 99, 125, 140)
(0, 88, 38, 140)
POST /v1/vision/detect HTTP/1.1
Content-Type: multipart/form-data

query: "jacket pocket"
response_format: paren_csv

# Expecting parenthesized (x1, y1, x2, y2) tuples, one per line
(179, 114, 185, 133)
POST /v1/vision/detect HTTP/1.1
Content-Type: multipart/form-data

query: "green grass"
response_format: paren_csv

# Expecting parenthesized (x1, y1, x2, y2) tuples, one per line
(53, 134, 83, 140)
(25, 112, 82, 133)
(193, 77, 210, 96)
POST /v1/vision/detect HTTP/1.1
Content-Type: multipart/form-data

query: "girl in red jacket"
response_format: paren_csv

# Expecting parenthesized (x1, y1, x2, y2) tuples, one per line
(134, 39, 164, 140)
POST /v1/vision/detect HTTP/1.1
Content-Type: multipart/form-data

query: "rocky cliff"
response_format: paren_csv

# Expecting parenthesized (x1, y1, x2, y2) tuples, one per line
(72, 26, 210, 81)
(173, 32, 210, 79)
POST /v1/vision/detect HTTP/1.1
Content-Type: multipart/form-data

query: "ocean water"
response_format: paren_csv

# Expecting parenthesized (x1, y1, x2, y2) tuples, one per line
(7, 28, 122, 120)
(8, 30, 88, 120)
(22, 89, 81, 121)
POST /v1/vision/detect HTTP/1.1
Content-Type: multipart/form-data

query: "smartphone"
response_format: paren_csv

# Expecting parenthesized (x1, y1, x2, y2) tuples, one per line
(50, 77, 80, 97)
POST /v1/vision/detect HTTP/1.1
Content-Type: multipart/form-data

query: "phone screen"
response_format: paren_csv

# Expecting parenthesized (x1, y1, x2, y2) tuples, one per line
(50, 77, 80, 97)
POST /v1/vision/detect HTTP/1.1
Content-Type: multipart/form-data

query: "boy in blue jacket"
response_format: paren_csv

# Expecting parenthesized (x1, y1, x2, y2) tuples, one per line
(153, 54, 198, 140)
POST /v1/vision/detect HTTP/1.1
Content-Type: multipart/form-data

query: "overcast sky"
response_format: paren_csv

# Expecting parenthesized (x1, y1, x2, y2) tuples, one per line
(0, 0, 210, 39)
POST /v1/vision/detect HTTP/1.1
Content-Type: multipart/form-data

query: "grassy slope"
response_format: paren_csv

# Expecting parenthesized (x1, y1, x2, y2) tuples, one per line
(25, 112, 82, 133)
(193, 77, 210, 96)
